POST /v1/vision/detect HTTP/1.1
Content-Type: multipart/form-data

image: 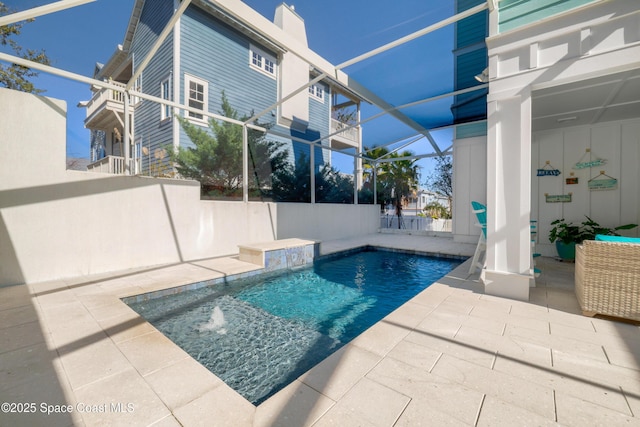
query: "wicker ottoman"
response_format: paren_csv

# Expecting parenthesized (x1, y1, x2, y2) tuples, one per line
(575, 240, 640, 321)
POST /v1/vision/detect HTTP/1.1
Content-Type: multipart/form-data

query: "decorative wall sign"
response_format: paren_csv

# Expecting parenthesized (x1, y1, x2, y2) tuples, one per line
(545, 193, 572, 203)
(537, 160, 561, 177)
(588, 170, 618, 190)
(574, 148, 607, 169)
(575, 159, 606, 169)
(565, 172, 578, 185)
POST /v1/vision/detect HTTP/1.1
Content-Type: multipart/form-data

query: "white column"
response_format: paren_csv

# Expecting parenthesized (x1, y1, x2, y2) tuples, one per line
(123, 92, 130, 175)
(373, 164, 378, 206)
(481, 91, 533, 301)
(356, 105, 363, 192)
(242, 124, 248, 202)
(310, 144, 315, 204)
(353, 154, 358, 205)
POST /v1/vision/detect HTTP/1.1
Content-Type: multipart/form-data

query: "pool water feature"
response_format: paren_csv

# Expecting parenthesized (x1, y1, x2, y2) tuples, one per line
(126, 249, 461, 405)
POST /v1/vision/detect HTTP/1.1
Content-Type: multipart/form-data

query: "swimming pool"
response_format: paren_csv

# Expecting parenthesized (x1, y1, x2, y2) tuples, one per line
(126, 248, 461, 405)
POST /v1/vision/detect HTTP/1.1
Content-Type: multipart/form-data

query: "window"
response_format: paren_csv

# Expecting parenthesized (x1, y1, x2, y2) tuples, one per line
(184, 74, 208, 122)
(250, 44, 276, 78)
(160, 77, 171, 121)
(264, 57, 275, 74)
(309, 83, 324, 102)
(252, 51, 262, 68)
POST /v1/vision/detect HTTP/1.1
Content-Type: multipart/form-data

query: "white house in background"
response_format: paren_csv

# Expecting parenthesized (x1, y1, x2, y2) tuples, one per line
(416, 190, 449, 211)
(473, 0, 640, 300)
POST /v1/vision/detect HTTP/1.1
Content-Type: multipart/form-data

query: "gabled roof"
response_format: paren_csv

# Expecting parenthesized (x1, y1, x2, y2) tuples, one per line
(94, 44, 127, 80)
(122, 0, 145, 52)
(95, 0, 144, 81)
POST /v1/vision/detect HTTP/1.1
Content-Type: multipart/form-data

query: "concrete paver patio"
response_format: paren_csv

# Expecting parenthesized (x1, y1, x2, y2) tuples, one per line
(1, 234, 638, 426)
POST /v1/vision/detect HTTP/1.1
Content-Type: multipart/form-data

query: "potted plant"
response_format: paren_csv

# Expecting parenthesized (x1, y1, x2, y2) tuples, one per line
(549, 217, 638, 261)
(549, 219, 585, 261)
(580, 216, 637, 241)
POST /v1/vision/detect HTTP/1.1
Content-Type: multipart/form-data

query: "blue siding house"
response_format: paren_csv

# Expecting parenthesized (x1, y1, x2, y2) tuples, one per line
(84, 0, 364, 179)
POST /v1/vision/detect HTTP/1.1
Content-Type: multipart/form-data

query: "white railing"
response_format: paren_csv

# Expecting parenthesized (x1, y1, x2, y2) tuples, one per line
(330, 119, 360, 144)
(380, 214, 452, 232)
(85, 81, 126, 118)
(87, 155, 140, 175)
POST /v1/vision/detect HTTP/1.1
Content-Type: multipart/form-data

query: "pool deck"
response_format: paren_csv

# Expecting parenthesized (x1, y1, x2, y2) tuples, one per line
(1, 233, 639, 426)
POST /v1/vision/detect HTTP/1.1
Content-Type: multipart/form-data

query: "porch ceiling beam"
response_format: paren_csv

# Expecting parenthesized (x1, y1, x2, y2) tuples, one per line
(126, 0, 193, 91)
(0, 0, 95, 27)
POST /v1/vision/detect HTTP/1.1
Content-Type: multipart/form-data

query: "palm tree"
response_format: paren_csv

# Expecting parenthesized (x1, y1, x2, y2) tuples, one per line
(362, 146, 392, 210)
(363, 147, 419, 224)
(385, 151, 419, 227)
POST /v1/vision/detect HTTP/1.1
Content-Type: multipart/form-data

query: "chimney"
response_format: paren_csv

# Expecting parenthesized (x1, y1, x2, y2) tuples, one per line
(273, 3, 310, 125)
(274, 3, 308, 47)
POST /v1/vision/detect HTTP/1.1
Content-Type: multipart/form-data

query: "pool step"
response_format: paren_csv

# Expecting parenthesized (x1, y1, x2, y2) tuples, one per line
(238, 238, 319, 272)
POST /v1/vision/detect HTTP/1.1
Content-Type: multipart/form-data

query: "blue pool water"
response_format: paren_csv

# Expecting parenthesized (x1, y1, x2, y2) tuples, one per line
(126, 249, 461, 405)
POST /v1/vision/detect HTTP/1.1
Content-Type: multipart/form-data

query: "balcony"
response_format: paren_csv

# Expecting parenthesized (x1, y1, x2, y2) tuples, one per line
(87, 155, 140, 175)
(84, 82, 130, 130)
(330, 119, 360, 150)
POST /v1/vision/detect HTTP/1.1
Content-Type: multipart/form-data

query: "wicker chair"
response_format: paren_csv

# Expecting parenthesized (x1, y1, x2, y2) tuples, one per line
(575, 240, 640, 321)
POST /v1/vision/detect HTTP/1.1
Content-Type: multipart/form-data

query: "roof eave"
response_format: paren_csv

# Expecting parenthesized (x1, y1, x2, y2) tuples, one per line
(95, 45, 127, 80)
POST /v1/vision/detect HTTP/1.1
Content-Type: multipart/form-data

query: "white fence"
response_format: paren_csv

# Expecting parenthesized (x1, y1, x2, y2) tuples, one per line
(380, 214, 452, 232)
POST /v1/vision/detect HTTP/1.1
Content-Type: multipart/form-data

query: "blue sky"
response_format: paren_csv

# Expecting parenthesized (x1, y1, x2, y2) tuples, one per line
(1, 0, 459, 180)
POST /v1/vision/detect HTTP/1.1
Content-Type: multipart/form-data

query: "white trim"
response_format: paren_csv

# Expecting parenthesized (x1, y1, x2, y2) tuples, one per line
(249, 44, 277, 79)
(160, 75, 172, 122)
(184, 73, 209, 125)
(308, 82, 325, 103)
(173, 1, 181, 150)
(132, 73, 142, 107)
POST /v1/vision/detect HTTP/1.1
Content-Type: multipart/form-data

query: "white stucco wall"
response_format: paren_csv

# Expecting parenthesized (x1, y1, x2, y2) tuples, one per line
(277, 203, 379, 242)
(0, 88, 378, 286)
